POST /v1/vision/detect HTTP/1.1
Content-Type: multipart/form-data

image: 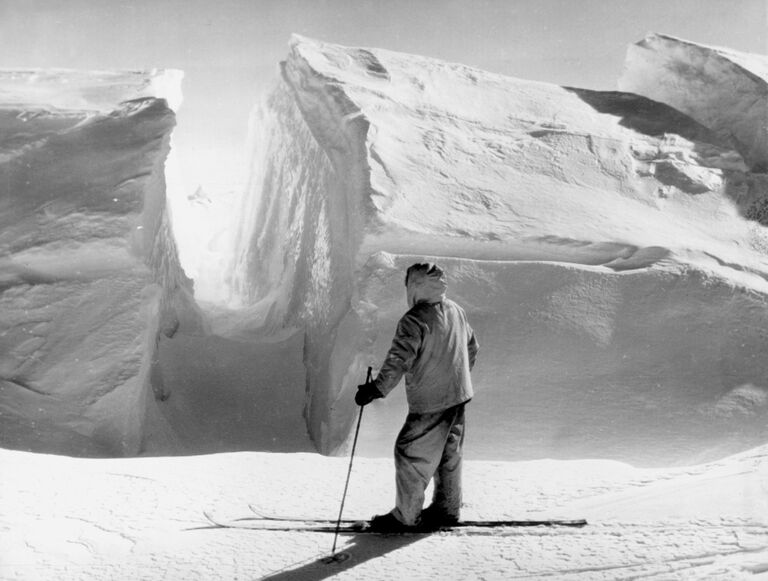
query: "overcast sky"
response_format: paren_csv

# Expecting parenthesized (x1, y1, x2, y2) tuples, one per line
(1, 0, 765, 195)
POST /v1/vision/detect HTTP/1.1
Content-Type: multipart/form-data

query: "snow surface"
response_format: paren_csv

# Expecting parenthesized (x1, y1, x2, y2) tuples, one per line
(3, 35, 768, 466)
(1, 445, 766, 579)
(2, 33, 768, 579)
(213, 35, 768, 464)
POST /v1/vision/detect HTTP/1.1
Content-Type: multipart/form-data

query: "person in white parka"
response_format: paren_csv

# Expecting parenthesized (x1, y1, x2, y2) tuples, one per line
(355, 262, 479, 532)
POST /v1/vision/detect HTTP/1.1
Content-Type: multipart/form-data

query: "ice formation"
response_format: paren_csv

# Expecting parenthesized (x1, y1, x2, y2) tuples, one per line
(0, 69, 197, 456)
(3, 35, 768, 466)
(3, 36, 768, 581)
(224, 35, 768, 464)
(620, 33, 768, 171)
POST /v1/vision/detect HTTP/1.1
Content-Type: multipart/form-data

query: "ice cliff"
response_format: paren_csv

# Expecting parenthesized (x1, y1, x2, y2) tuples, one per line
(227, 35, 768, 465)
(4, 35, 768, 466)
(0, 70, 197, 456)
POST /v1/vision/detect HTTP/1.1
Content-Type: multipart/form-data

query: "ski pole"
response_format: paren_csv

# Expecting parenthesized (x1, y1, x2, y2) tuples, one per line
(324, 366, 371, 564)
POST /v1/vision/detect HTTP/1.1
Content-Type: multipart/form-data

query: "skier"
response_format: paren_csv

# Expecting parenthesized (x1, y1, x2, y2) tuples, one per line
(355, 262, 479, 532)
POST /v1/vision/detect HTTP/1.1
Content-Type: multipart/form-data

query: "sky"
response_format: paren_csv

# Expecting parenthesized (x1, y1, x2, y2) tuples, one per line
(0, 0, 765, 197)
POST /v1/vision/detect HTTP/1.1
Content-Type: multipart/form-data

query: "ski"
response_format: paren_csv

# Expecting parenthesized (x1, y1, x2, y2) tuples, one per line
(203, 511, 345, 532)
(248, 504, 357, 524)
(205, 511, 587, 532)
(247, 505, 586, 528)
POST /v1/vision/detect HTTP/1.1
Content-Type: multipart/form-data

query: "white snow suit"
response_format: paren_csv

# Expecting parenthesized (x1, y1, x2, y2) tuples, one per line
(373, 263, 478, 525)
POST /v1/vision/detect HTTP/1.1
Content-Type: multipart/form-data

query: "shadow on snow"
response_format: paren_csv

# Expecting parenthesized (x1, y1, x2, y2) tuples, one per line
(259, 531, 430, 581)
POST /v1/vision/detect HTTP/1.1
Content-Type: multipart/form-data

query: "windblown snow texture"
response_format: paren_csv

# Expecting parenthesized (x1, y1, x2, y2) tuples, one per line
(0, 70, 197, 456)
(228, 35, 768, 464)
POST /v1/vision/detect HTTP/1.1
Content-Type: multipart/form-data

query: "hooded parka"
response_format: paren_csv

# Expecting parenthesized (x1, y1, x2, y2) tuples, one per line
(369, 263, 479, 527)
(373, 263, 478, 413)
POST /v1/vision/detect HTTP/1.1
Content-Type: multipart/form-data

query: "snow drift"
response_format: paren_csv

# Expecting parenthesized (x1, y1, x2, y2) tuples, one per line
(0, 70, 198, 456)
(223, 35, 768, 465)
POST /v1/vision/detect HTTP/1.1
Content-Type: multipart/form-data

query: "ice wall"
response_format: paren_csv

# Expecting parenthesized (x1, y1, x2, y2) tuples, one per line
(219, 50, 370, 452)
(231, 36, 768, 465)
(619, 33, 768, 171)
(0, 69, 197, 456)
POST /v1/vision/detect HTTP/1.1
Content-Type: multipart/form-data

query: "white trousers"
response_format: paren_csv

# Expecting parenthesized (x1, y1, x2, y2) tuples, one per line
(392, 402, 467, 525)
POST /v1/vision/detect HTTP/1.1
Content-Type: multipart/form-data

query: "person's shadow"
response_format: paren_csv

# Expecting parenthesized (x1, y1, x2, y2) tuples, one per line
(259, 530, 430, 581)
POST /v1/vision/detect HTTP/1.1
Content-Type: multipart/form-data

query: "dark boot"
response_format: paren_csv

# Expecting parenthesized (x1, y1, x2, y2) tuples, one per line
(369, 512, 415, 533)
(418, 504, 460, 530)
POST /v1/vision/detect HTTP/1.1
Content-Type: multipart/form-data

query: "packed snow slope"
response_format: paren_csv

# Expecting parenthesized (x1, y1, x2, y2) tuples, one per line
(0, 70, 198, 456)
(223, 35, 768, 465)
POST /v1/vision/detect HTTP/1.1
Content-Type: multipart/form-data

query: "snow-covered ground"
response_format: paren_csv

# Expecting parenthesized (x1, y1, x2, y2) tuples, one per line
(3, 32, 768, 581)
(1, 445, 766, 580)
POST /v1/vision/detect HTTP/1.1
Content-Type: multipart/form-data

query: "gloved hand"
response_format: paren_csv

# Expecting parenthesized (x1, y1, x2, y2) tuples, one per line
(355, 380, 382, 407)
